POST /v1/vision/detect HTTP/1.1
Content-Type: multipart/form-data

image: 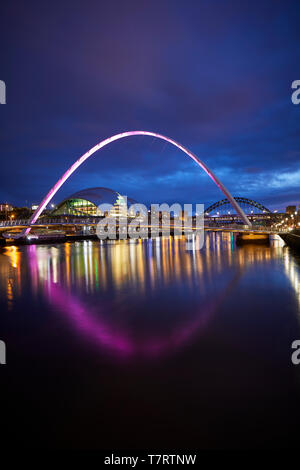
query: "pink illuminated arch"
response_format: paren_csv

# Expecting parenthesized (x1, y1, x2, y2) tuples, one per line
(24, 130, 251, 235)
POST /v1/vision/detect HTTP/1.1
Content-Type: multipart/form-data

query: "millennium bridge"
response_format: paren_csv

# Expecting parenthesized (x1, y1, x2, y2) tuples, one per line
(0, 131, 289, 244)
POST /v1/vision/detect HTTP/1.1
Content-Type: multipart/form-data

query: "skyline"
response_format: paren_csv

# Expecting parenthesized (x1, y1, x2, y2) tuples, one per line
(1, 1, 300, 210)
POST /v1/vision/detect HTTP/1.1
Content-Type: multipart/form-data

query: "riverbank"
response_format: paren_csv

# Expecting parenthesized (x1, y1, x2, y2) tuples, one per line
(280, 229, 300, 251)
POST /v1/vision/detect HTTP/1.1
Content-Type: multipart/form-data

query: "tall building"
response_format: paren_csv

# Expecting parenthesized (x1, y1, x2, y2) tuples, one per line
(286, 205, 297, 215)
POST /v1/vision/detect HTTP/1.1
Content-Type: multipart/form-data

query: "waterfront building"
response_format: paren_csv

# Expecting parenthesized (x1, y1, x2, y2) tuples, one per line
(0, 203, 13, 212)
(52, 187, 137, 218)
(286, 205, 297, 215)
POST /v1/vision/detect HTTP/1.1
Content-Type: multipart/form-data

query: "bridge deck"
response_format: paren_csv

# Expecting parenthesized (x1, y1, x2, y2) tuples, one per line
(0, 220, 285, 236)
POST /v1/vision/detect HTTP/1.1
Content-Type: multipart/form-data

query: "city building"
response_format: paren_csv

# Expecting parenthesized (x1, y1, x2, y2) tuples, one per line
(0, 203, 13, 212)
(286, 205, 297, 215)
(52, 187, 138, 218)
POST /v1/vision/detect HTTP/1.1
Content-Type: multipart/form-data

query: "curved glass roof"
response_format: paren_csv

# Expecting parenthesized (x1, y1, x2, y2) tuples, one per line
(58, 187, 137, 208)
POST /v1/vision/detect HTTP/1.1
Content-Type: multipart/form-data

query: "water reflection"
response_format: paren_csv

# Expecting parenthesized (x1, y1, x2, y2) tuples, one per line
(284, 248, 300, 313)
(0, 233, 298, 358)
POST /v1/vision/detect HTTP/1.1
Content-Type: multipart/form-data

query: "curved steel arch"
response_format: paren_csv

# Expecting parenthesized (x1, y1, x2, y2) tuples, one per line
(206, 197, 271, 214)
(24, 131, 251, 235)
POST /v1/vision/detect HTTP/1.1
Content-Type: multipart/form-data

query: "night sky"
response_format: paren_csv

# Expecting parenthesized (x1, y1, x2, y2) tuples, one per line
(0, 0, 300, 211)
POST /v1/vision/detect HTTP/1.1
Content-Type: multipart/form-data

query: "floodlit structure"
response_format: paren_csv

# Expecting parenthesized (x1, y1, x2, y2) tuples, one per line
(20, 131, 251, 237)
(206, 197, 271, 216)
(52, 187, 137, 217)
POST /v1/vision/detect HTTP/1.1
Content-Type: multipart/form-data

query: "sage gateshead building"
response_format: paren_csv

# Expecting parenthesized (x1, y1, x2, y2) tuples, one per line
(52, 187, 138, 218)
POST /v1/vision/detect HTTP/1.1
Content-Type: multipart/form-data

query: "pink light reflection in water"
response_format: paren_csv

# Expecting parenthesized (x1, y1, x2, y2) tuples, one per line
(48, 282, 134, 356)
(44, 278, 235, 360)
(27, 240, 240, 360)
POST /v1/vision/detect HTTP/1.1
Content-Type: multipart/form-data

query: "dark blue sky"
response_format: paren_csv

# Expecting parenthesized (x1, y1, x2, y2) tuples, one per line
(0, 0, 299, 210)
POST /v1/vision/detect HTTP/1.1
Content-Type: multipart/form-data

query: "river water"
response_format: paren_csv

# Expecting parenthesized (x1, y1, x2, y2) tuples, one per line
(1, 233, 300, 449)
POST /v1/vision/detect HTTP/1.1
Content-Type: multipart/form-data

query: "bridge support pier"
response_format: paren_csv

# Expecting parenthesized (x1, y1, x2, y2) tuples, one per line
(236, 232, 270, 245)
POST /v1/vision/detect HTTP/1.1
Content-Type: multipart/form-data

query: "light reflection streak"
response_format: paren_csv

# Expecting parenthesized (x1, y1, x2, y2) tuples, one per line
(0, 234, 298, 358)
(1, 245, 21, 309)
(43, 271, 239, 359)
(284, 249, 300, 314)
(23, 237, 279, 358)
